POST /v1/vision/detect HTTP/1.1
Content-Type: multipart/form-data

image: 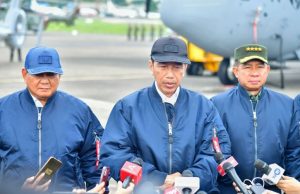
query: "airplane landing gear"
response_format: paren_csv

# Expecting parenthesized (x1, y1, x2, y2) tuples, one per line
(9, 48, 22, 62)
(217, 58, 237, 85)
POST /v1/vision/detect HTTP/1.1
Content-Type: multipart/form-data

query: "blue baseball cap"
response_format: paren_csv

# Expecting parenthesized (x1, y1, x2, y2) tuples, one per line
(24, 46, 63, 75)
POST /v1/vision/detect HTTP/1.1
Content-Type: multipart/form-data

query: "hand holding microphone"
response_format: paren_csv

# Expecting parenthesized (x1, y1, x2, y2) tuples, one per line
(276, 175, 300, 194)
(120, 158, 143, 189)
(116, 180, 135, 194)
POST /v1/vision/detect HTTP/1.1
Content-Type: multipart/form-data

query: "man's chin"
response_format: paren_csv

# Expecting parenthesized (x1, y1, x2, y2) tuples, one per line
(162, 89, 176, 97)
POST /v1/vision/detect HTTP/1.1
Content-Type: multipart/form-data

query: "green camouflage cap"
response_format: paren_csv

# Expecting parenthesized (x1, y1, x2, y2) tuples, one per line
(234, 44, 268, 64)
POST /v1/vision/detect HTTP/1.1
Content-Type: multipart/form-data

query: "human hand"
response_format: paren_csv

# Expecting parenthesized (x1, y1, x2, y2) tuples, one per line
(276, 175, 300, 194)
(160, 172, 181, 190)
(233, 182, 279, 194)
(21, 173, 51, 192)
(232, 182, 250, 194)
(115, 181, 134, 194)
(262, 190, 278, 194)
(72, 182, 105, 194)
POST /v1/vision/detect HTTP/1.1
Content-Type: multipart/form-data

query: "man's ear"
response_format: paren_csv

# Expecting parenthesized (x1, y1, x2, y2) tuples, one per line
(266, 64, 271, 73)
(148, 60, 154, 74)
(233, 66, 239, 78)
(183, 64, 188, 76)
(21, 68, 27, 80)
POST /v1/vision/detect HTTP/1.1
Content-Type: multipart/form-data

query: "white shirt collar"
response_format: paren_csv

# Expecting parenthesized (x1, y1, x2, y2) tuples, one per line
(155, 81, 180, 105)
(30, 92, 44, 108)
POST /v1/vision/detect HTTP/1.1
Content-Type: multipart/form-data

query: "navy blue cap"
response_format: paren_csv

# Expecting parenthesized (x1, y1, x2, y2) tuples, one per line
(24, 46, 63, 75)
(150, 37, 191, 65)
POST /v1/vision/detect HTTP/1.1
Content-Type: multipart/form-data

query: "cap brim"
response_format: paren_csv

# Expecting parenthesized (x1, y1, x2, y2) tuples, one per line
(152, 55, 191, 65)
(27, 67, 63, 75)
(239, 56, 268, 64)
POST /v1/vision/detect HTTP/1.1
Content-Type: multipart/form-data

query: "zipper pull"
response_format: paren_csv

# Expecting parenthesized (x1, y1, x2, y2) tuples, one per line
(37, 107, 42, 129)
(253, 111, 257, 127)
(168, 122, 173, 144)
(253, 111, 257, 120)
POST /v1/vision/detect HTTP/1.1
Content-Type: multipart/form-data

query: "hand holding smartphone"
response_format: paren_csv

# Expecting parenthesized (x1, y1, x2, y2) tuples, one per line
(34, 157, 62, 185)
(99, 166, 110, 184)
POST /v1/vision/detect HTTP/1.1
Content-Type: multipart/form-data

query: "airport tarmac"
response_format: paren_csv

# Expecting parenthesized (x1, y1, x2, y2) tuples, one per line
(1, 32, 300, 126)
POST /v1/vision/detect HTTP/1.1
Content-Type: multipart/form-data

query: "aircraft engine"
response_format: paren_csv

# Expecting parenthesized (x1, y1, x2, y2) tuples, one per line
(5, 9, 27, 49)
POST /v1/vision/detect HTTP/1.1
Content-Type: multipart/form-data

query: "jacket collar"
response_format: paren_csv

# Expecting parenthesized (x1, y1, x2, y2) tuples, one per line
(237, 84, 265, 100)
(149, 82, 185, 126)
(154, 81, 180, 105)
(24, 88, 58, 107)
(150, 82, 184, 107)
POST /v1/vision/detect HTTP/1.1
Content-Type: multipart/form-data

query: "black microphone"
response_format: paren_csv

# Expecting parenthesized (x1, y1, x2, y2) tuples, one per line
(254, 159, 271, 175)
(222, 162, 250, 194)
(215, 152, 225, 164)
(254, 159, 284, 185)
(174, 170, 200, 194)
(182, 170, 193, 194)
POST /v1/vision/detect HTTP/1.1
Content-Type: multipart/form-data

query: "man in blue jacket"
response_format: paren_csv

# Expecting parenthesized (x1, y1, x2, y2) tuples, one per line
(0, 47, 104, 193)
(100, 37, 231, 193)
(211, 44, 300, 193)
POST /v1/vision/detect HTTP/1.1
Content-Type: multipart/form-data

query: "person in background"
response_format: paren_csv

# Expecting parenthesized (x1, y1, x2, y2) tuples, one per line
(100, 36, 231, 193)
(211, 44, 300, 193)
(274, 94, 300, 194)
(0, 47, 104, 193)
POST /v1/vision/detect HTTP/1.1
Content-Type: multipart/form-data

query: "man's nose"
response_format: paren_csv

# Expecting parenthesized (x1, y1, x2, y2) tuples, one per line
(165, 66, 175, 77)
(40, 75, 51, 82)
(249, 66, 260, 75)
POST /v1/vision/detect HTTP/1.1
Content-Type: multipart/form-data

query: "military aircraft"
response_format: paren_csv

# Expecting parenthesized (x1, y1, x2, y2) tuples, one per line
(23, 0, 78, 27)
(160, 0, 300, 88)
(0, 0, 27, 62)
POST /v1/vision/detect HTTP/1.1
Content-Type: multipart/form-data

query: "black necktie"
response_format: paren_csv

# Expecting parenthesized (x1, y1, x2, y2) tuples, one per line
(165, 102, 175, 123)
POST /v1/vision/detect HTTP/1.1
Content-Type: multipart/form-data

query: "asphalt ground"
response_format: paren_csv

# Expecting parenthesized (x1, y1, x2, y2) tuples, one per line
(1, 32, 300, 125)
(0, 32, 299, 191)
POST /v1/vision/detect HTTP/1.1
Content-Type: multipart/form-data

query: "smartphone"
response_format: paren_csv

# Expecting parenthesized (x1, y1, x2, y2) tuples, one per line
(34, 157, 62, 185)
(99, 166, 110, 184)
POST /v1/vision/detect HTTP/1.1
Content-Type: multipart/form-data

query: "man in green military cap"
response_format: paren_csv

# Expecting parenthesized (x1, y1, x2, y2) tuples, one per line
(211, 44, 300, 194)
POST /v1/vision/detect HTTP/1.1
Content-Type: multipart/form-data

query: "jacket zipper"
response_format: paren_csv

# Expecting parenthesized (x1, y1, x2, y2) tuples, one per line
(163, 103, 173, 174)
(250, 100, 258, 178)
(37, 107, 43, 169)
(168, 122, 173, 174)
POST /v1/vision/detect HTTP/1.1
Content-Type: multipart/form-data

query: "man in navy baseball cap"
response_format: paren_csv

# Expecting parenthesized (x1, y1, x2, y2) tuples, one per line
(100, 36, 230, 194)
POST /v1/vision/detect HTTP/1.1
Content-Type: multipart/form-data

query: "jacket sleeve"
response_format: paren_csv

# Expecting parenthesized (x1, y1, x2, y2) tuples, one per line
(188, 101, 231, 193)
(285, 95, 300, 180)
(100, 101, 168, 185)
(79, 107, 104, 190)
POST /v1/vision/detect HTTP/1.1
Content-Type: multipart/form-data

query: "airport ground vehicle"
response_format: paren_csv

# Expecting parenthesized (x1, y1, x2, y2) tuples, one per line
(182, 38, 223, 76)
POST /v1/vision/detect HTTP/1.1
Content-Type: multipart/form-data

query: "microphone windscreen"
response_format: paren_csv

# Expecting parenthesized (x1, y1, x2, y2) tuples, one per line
(214, 152, 224, 164)
(255, 159, 271, 175)
(182, 169, 193, 177)
(133, 158, 143, 166)
(222, 162, 233, 171)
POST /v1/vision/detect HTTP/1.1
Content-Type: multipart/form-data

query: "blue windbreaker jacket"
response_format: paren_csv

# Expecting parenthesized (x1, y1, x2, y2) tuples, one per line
(100, 84, 231, 193)
(292, 94, 300, 135)
(211, 85, 300, 194)
(0, 89, 104, 192)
